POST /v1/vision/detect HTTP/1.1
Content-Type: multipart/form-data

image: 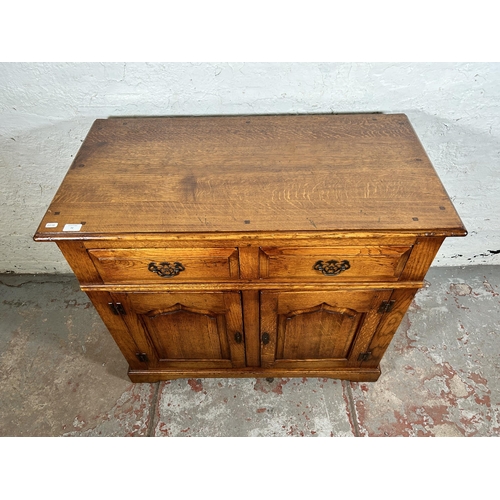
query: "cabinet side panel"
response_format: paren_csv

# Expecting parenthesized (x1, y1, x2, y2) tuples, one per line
(85, 290, 143, 369)
(399, 237, 444, 281)
(144, 309, 224, 359)
(347, 290, 393, 366)
(57, 241, 102, 284)
(278, 308, 361, 360)
(364, 287, 419, 368)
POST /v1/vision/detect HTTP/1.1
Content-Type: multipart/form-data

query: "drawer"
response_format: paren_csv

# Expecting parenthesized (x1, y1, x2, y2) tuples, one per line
(259, 246, 412, 281)
(88, 247, 239, 283)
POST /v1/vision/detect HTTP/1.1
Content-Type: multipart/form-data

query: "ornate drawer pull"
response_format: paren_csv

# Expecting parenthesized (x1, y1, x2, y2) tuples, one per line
(313, 259, 350, 276)
(148, 261, 185, 278)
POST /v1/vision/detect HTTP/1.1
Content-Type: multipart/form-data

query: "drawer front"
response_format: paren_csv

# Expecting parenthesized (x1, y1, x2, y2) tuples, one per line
(88, 247, 239, 283)
(259, 246, 412, 281)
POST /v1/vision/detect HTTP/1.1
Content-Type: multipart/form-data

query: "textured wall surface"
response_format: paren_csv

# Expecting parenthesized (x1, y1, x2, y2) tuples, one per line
(1, 62, 499, 273)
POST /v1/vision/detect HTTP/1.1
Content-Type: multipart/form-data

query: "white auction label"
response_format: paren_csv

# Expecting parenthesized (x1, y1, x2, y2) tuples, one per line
(45, 222, 58, 228)
(63, 223, 83, 231)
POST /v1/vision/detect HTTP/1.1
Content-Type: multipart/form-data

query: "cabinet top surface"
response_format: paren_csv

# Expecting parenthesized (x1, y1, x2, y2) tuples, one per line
(35, 114, 466, 240)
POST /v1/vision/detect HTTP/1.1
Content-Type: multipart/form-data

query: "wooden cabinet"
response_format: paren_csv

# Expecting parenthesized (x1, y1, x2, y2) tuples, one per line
(34, 114, 466, 382)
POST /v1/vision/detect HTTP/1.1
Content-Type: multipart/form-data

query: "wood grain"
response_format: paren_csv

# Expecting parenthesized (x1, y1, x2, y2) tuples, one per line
(260, 289, 392, 370)
(88, 247, 239, 283)
(84, 291, 143, 369)
(57, 241, 102, 284)
(112, 291, 246, 370)
(35, 114, 467, 383)
(127, 367, 382, 383)
(34, 114, 467, 239)
(259, 245, 412, 281)
(363, 288, 419, 368)
(241, 290, 260, 367)
(399, 236, 446, 281)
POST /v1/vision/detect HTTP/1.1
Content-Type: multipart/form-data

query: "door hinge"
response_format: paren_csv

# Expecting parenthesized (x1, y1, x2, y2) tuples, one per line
(108, 302, 126, 315)
(136, 352, 148, 363)
(378, 300, 395, 314)
(357, 351, 372, 362)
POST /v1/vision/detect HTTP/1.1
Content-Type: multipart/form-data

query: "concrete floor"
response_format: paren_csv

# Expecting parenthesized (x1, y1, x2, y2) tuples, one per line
(0, 266, 498, 437)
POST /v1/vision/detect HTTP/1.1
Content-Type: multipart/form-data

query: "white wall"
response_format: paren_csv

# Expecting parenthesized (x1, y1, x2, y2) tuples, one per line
(1, 62, 498, 273)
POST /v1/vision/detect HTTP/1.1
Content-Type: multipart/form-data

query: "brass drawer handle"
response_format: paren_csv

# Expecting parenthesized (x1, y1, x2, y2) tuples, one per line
(148, 261, 185, 278)
(313, 259, 350, 276)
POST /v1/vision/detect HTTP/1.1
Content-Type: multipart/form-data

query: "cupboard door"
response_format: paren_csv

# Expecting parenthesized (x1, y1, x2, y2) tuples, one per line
(260, 290, 393, 370)
(111, 291, 246, 370)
